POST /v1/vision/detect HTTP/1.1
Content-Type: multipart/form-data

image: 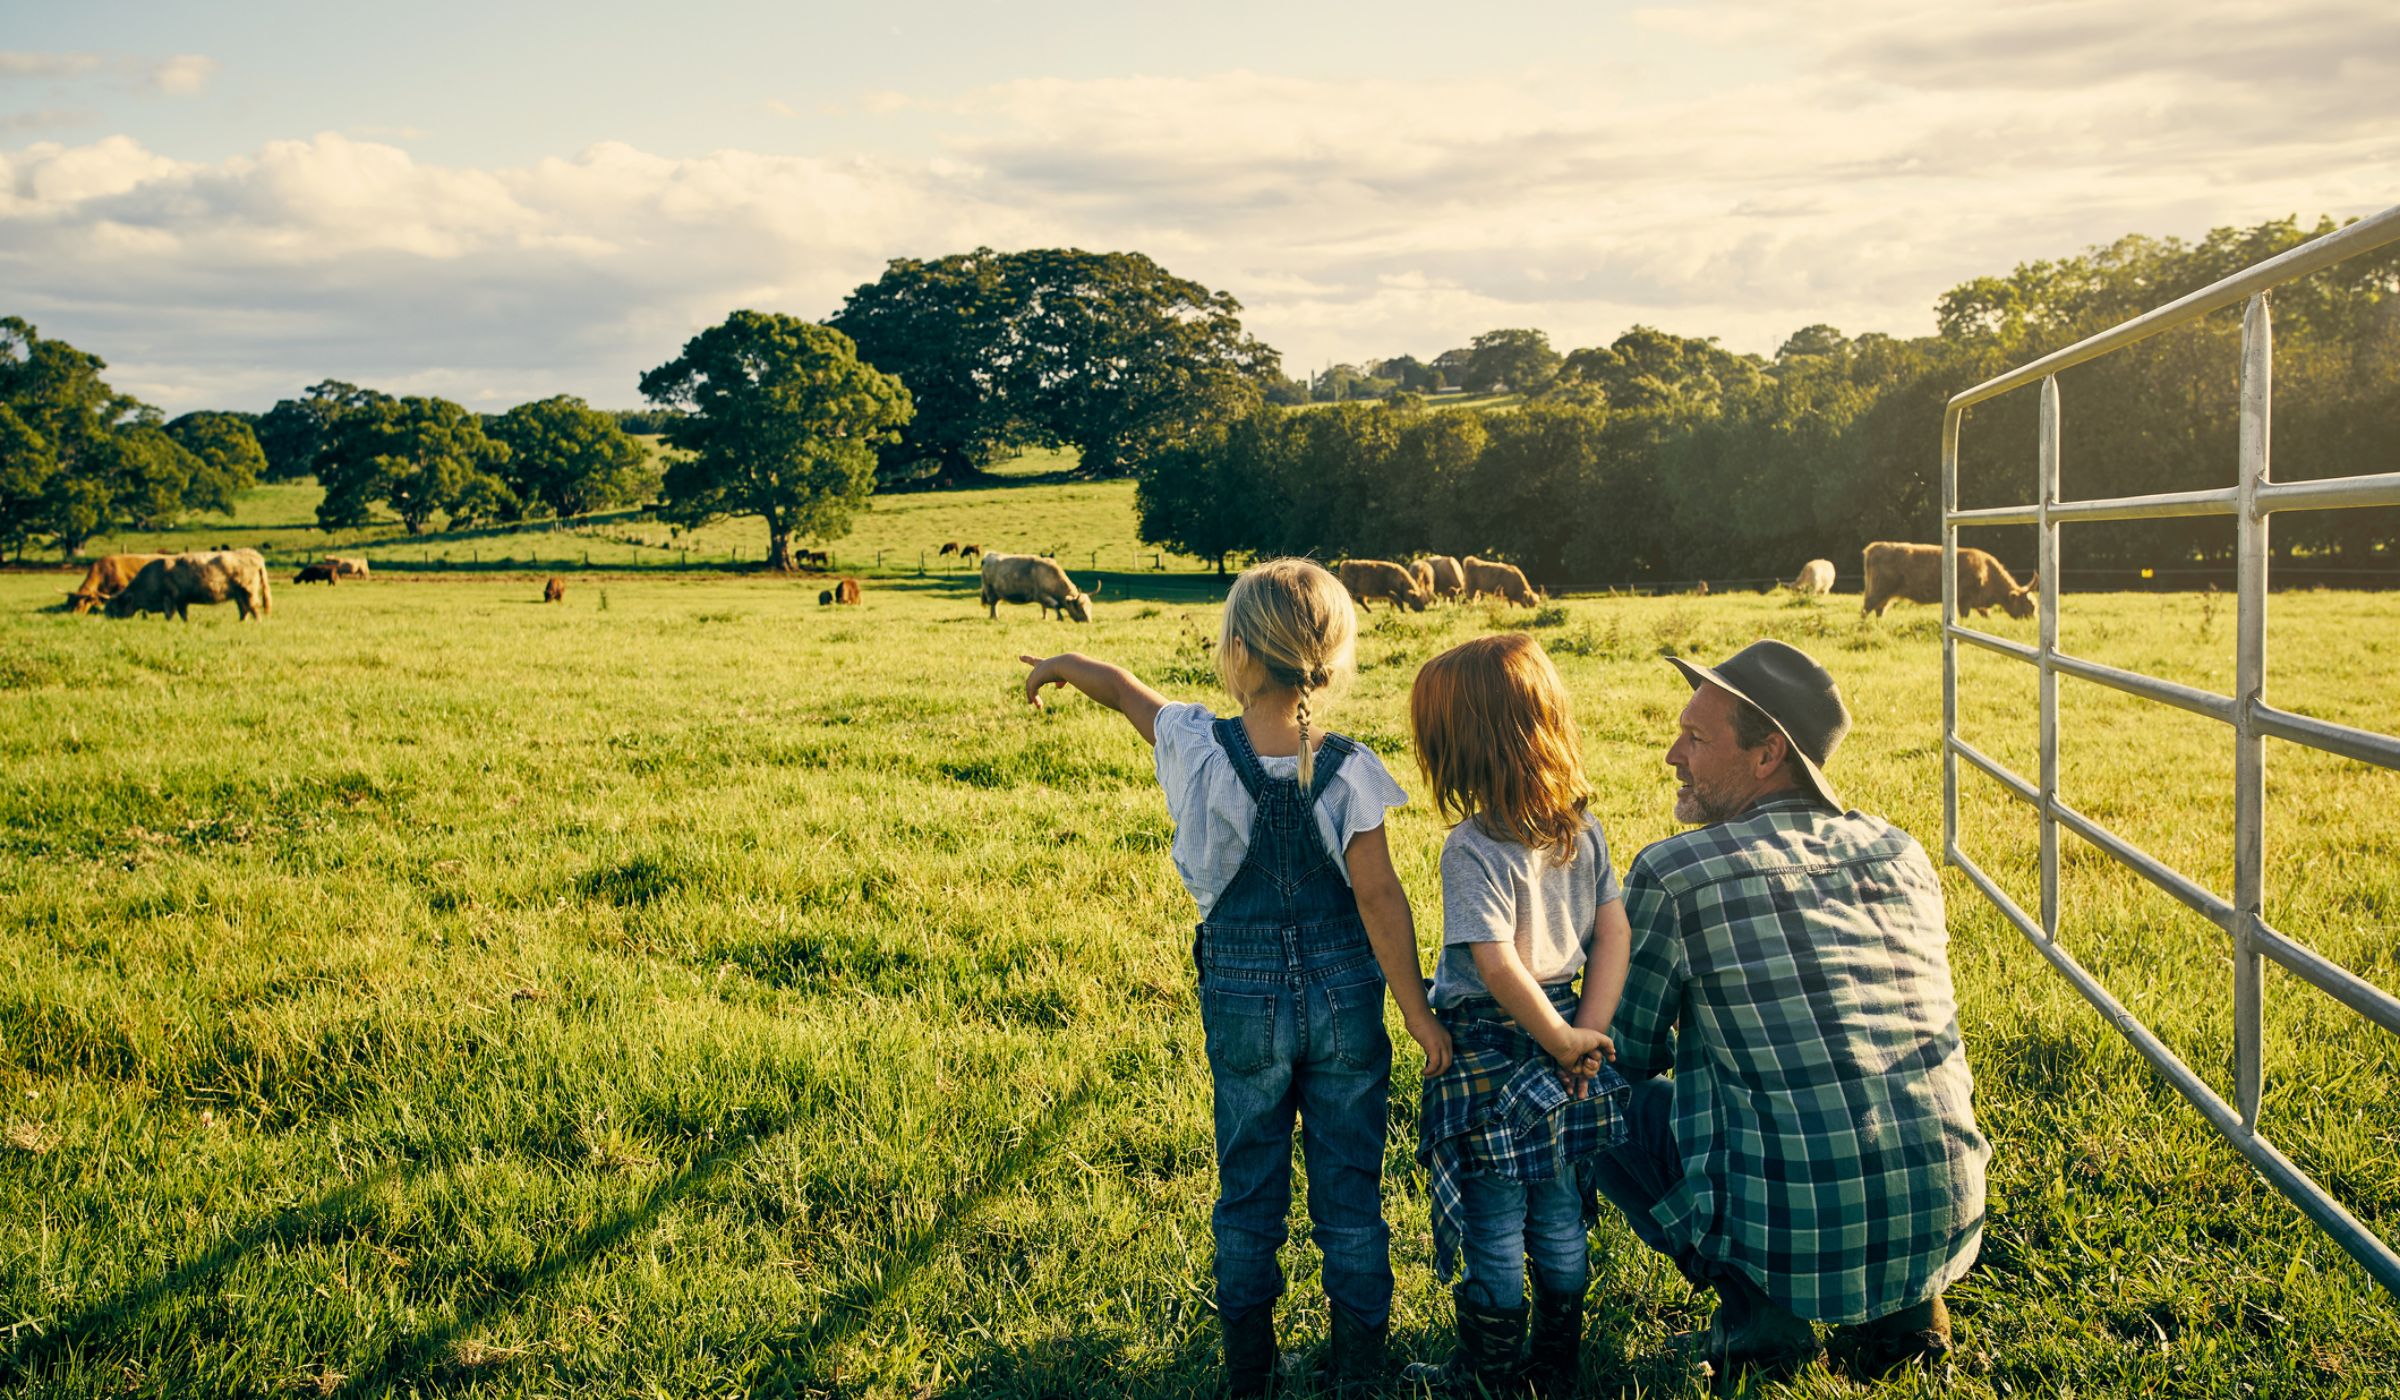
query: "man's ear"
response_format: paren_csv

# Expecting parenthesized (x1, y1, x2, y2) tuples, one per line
(1754, 729, 1791, 779)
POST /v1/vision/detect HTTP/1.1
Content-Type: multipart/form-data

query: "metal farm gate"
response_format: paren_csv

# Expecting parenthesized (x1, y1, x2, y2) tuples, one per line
(1939, 205, 2400, 1292)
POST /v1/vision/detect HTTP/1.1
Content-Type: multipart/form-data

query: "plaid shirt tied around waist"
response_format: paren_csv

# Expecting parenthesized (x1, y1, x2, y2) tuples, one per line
(1416, 987, 1630, 1283)
(1613, 793, 1990, 1323)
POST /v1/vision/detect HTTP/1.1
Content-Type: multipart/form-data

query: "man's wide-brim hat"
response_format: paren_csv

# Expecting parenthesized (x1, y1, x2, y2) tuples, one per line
(1666, 639, 1850, 812)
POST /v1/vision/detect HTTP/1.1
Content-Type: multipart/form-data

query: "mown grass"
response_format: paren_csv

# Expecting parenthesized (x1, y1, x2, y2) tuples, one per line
(1, 572, 2393, 1398)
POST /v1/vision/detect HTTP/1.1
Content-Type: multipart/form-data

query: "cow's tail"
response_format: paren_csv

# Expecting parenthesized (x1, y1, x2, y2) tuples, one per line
(256, 563, 275, 618)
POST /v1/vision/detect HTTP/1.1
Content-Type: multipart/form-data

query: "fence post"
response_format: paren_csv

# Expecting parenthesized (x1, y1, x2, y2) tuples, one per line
(2038, 375, 2061, 944)
(2233, 291, 2272, 1132)
(1941, 407, 1960, 863)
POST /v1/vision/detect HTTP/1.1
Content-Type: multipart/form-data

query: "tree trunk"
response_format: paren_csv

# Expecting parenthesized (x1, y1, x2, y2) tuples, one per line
(767, 521, 797, 573)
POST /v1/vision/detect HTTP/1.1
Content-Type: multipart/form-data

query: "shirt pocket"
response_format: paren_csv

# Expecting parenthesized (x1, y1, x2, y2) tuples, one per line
(1202, 986, 1282, 1076)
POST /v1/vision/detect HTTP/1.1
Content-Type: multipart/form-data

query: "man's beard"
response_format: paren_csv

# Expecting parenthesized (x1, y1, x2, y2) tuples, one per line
(1674, 774, 1745, 825)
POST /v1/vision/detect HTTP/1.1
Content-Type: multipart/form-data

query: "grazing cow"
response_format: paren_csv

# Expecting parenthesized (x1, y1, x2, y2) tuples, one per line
(1862, 541, 2036, 619)
(939, 541, 960, 556)
(818, 589, 835, 606)
(325, 556, 370, 579)
(64, 553, 169, 615)
(1337, 559, 1430, 612)
(836, 576, 861, 606)
(981, 551, 1098, 621)
(1694, 580, 1711, 597)
(1410, 559, 1437, 598)
(295, 563, 340, 584)
(1789, 559, 1836, 596)
(106, 550, 273, 621)
(1415, 554, 1466, 600)
(543, 576, 566, 604)
(958, 543, 982, 561)
(1462, 556, 1540, 607)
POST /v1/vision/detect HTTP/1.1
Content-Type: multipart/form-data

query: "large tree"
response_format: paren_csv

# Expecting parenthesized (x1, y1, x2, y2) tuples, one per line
(830, 247, 1277, 483)
(825, 248, 1020, 487)
(490, 394, 652, 518)
(167, 411, 267, 515)
(255, 380, 392, 481)
(1463, 328, 1562, 395)
(315, 396, 514, 535)
(1, 317, 205, 557)
(639, 311, 913, 572)
(0, 404, 54, 562)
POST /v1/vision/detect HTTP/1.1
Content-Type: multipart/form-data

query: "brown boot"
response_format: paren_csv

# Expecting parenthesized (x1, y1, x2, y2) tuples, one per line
(1834, 1295, 1952, 1381)
(1682, 1271, 1820, 1391)
(1223, 1304, 1277, 1397)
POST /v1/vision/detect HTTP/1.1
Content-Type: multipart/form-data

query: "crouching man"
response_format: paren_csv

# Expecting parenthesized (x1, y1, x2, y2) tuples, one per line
(1598, 640, 1988, 1385)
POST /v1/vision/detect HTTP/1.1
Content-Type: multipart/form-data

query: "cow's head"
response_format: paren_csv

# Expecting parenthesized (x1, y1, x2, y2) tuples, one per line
(2002, 574, 2038, 620)
(1063, 587, 1094, 623)
(66, 591, 100, 615)
(104, 591, 139, 618)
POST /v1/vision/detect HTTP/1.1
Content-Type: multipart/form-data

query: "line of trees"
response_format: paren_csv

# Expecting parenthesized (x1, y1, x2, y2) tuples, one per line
(1138, 216, 2400, 583)
(0, 318, 267, 561)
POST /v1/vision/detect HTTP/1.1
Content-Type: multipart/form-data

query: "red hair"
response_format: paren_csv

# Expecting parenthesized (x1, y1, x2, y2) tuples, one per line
(1410, 633, 1590, 858)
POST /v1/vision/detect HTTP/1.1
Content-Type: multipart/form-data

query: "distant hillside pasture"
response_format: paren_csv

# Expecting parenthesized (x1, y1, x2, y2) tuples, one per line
(63, 445, 1224, 580)
(1, 575, 2394, 1397)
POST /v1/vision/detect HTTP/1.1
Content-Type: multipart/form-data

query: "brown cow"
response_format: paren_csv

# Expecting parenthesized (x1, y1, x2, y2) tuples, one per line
(1337, 559, 1430, 612)
(1461, 556, 1539, 607)
(836, 576, 861, 606)
(295, 563, 340, 584)
(939, 541, 961, 556)
(958, 543, 982, 561)
(1415, 554, 1466, 600)
(1861, 541, 2035, 619)
(543, 576, 566, 604)
(796, 548, 830, 569)
(106, 550, 273, 621)
(65, 553, 170, 614)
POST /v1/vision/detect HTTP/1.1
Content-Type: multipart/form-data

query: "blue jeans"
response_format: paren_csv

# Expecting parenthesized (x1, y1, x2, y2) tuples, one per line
(1458, 1130, 1590, 1309)
(1200, 942, 1394, 1326)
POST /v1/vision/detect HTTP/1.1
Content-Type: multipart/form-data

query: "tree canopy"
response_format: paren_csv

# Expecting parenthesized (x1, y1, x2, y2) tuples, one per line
(490, 394, 653, 519)
(640, 310, 913, 571)
(314, 396, 514, 535)
(829, 247, 1277, 484)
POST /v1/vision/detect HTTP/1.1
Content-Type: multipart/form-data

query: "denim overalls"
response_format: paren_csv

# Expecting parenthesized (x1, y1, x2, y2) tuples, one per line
(1195, 716, 1394, 1329)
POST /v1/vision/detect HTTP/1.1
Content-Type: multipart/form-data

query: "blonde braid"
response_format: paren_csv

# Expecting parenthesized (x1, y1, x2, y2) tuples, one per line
(1295, 684, 1315, 791)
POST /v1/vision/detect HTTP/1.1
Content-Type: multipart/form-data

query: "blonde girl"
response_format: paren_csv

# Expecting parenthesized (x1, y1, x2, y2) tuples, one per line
(1020, 558, 1448, 1395)
(1406, 632, 1631, 1394)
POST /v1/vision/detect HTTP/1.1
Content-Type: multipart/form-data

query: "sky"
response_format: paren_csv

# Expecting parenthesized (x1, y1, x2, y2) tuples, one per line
(3, 0, 2395, 414)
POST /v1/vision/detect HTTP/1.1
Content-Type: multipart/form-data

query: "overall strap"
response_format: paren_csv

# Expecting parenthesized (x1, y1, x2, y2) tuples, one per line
(1211, 715, 1273, 802)
(1307, 732, 1358, 806)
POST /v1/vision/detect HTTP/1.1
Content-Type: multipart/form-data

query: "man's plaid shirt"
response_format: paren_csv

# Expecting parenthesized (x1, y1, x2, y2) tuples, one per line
(1612, 793, 1988, 1323)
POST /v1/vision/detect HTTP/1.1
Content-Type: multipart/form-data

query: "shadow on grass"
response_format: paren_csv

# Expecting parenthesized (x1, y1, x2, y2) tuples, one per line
(0, 1167, 400, 1384)
(740, 1078, 1108, 1397)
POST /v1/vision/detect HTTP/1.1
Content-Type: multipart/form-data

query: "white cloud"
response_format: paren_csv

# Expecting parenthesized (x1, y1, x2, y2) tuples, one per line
(149, 54, 217, 96)
(2, 10, 2392, 412)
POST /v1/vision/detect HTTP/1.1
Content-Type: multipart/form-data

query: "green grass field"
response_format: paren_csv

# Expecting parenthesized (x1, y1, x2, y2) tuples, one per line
(62, 447, 1227, 583)
(2, 561, 2394, 1397)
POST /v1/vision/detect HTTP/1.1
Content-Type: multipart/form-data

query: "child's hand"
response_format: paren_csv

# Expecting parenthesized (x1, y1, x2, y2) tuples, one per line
(1561, 1037, 1612, 1098)
(1407, 1015, 1454, 1077)
(1546, 1024, 1608, 1074)
(1020, 653, 1075, 709)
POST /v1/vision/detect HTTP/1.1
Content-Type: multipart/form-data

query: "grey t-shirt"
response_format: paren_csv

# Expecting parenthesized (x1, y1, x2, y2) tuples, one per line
(1429, 812, 1623, 1008)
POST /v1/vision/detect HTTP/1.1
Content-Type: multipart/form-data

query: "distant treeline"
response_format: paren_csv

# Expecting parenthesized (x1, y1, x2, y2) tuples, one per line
(1136, 216, 2400, 585)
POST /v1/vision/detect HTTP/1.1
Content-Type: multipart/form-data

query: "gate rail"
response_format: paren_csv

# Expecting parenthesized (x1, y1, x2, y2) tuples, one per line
(1939, 204, 2400, 1292)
